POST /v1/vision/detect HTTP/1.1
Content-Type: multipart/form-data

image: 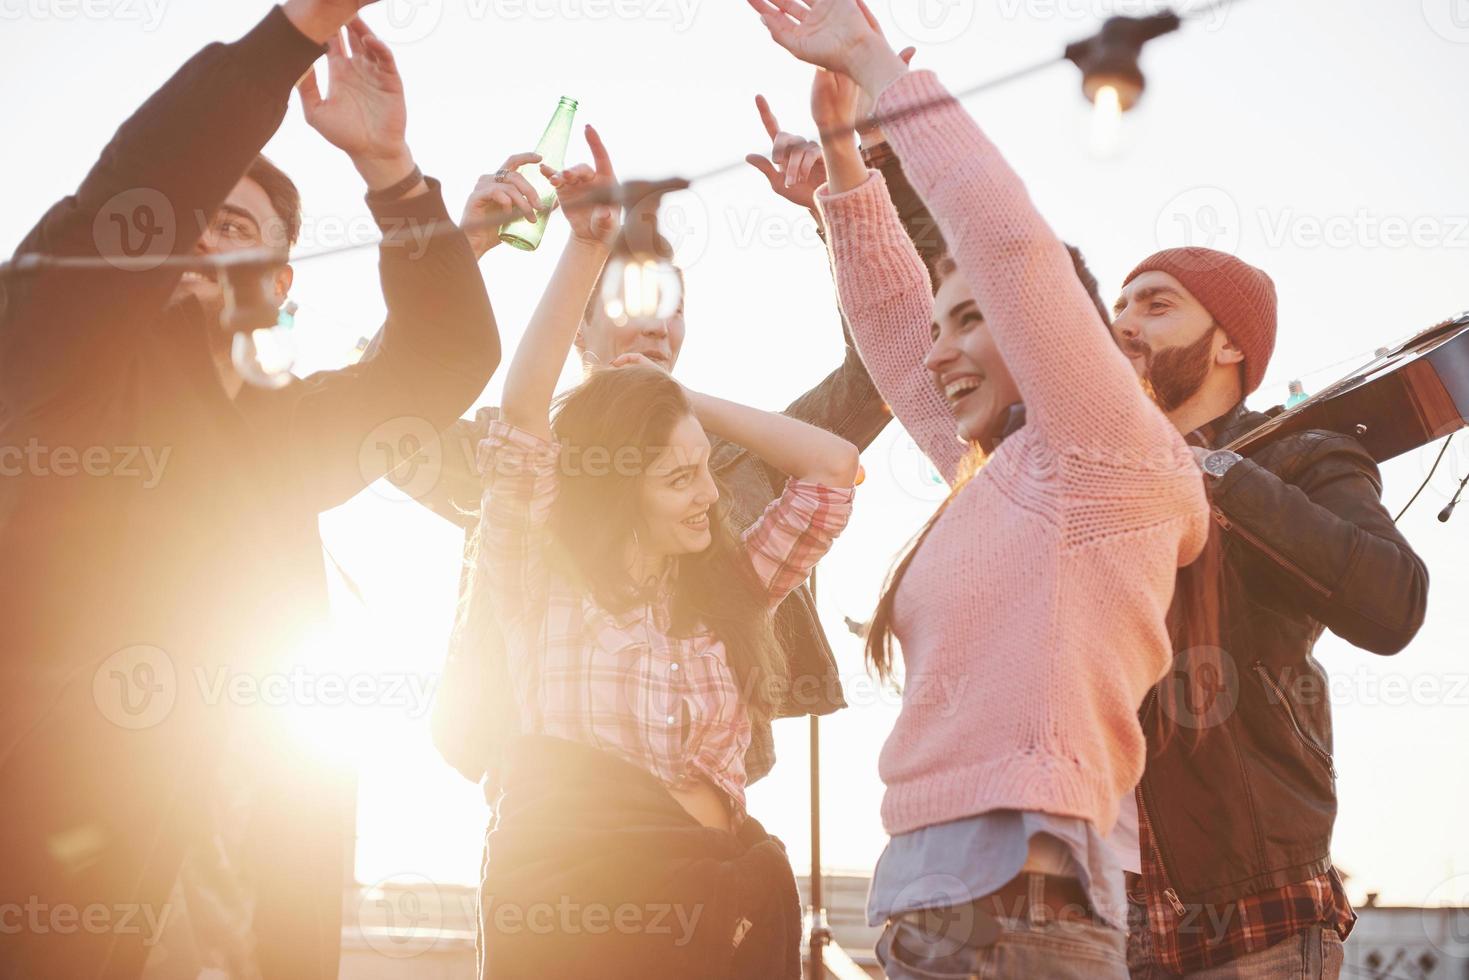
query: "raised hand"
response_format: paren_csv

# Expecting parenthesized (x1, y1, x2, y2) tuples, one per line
(810, 68, 860, 144)
(745, 0, 908, 96)
(745, 94, 826, 211)
(856, 45, 915, 145)
(283, 0, 381, 45)
(543, 125, 620, 247)
(609, 352, 672, 374)
(297, 18, 418, 192)
(461, 152, 545, 258)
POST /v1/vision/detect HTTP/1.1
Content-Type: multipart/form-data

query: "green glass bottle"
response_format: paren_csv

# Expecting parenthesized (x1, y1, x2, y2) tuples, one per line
(499, 96, 579, 251)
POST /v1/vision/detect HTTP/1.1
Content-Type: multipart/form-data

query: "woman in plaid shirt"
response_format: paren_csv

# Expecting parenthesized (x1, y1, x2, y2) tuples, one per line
(471, 126, 859, 979)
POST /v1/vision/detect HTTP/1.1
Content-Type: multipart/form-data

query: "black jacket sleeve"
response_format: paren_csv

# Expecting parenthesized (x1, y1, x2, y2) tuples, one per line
(0, 8, 324, 406)
(776, 311, 893, 453)
(278, 180, 500, 512)
(413, 415, 492, 528)
(1211, 432, 1429, 655)
(863, 140, 946, 285)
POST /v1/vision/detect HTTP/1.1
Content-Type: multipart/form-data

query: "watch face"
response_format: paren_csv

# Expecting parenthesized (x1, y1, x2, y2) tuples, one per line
(1204, 451, 1239, 478)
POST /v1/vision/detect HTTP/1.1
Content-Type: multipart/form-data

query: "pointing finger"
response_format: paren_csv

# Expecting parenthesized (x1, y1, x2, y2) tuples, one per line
(755, 94, 781, 140)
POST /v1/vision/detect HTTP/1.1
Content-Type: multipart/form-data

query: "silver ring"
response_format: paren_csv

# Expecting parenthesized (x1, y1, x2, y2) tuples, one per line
(492, 169, 511, 182)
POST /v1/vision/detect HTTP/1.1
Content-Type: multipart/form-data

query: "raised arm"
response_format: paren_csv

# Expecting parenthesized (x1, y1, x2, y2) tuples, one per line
(809, 66, 967, 482)
(500, 126, 618, 440)
(740, 95, 892, 462)
(750, 0, 1186, 461)
(685, 389, 860, 488)
(868, 70, 1165, 453)
(268, 19, 499, 510)
(0, 4, 338, 405)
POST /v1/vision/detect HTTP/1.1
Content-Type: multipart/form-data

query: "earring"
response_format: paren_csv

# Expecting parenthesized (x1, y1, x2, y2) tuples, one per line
(277, 298, 298, 330)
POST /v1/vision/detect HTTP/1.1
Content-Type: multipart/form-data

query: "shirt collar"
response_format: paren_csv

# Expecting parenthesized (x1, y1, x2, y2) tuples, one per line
(1187, 401, 1251, 450)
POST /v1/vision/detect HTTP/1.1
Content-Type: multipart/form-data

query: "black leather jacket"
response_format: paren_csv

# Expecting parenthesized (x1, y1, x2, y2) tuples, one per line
(1138, 404, 1430, 907)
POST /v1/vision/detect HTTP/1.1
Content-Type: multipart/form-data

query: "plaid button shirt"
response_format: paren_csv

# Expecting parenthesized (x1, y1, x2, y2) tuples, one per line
(1133, 799, 1356, 973)
(477, 421, 854, 823)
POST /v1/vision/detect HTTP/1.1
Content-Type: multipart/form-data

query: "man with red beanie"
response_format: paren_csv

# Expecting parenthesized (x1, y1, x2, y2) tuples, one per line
(1109, 246, 1429, 978)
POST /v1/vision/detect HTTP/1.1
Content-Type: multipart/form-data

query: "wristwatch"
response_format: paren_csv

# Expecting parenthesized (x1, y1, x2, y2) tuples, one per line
(1200, 449, 1243, 480)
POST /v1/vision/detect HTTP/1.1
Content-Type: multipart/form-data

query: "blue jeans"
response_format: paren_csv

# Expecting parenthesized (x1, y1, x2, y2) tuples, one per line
(876, 906, 1127, 979)
(1125, 899, 1344, 979)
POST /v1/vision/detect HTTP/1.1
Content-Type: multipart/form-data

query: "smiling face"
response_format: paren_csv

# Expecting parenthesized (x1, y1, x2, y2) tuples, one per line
(923, 264, 1021, 445)
(1110, 270, 1242, 413)
(171, 175, 293, 313)
(171, 175, 293, 394)
(636, 412, 720, 557)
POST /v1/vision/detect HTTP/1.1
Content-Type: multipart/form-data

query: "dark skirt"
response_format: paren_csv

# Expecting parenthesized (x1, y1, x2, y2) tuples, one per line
(478, 735, 801, 980)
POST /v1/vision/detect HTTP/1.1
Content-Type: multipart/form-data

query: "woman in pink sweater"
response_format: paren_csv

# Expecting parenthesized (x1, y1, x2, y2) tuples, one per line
(749, 1, 1210, 976)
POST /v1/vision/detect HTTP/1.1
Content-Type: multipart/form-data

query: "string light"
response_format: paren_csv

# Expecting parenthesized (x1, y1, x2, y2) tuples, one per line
(215, 254, 297, 388)
(592, 179, 689, 328)
(0, 2, 1248, 290)
(232, 300, 298, 389)
(1090, 83, 1125, 156)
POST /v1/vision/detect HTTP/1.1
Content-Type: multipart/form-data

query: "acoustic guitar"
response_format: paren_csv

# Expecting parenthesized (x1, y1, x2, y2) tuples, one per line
(1227, 312, 1469, 463)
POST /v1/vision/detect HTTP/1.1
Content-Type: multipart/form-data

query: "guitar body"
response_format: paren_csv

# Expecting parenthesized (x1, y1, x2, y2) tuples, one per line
(1228, 313, 1469, 463)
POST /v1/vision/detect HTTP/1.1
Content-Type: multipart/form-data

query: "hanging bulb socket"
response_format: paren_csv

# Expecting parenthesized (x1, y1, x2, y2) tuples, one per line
(595, 178, 691, 328)
(1065, 11, 1182, 112)
(216, 253, 286, 334)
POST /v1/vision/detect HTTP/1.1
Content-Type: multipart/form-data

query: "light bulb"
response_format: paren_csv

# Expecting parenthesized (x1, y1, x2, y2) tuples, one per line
(232, 300, 298, 389)
(1090, 84, 1124, 156)
(600, 253, 682, 327)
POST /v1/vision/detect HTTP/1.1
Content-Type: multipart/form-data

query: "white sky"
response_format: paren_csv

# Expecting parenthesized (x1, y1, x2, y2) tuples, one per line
(3, 0, 1468, 910)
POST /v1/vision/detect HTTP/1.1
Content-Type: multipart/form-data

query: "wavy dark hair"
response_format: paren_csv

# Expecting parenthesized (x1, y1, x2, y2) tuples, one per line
(463, 365, 786, 724)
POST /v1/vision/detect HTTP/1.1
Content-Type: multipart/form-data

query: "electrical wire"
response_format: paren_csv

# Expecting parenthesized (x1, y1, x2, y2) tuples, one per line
(1394, 433, 1454, 523)
(0, 0, 1248, 281)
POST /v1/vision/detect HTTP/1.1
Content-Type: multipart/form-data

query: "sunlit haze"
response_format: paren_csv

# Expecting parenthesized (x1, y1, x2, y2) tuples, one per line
(4, 0, 1467, 910)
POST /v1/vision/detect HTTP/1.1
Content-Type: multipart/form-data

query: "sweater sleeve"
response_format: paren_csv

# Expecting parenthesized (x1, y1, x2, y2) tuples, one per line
(817, 170, 967, 484)
(874, 71, 1183, 466)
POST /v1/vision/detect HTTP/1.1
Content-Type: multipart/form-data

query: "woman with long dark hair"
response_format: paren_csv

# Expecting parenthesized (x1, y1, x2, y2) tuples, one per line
(470, 125, 859, 980)
(748, 1, 1212, 976)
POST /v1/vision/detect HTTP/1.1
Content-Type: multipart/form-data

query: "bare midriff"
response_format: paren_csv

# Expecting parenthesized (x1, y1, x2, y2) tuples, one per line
(668, 776, 733, 834)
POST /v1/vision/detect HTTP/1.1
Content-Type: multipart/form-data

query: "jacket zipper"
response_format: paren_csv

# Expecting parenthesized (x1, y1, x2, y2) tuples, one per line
(1137, 691, 1187, 917)
(1212, 508, 1332, 598)
(1251, 661, 1337, 779)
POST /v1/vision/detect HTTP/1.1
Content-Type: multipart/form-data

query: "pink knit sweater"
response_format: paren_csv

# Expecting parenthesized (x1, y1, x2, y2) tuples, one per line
(817, 70, 1209, 837)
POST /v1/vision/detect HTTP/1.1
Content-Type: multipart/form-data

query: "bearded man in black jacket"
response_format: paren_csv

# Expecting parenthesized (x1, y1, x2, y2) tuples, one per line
(0, 3, 501, 977)
(1110, 248, 1429, 979)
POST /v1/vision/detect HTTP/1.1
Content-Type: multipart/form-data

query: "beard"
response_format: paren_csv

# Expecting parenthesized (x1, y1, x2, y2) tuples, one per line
(1134, 327, 1217, 413)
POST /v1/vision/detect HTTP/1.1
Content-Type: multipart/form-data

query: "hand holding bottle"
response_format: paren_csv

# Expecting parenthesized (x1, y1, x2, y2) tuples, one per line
(461, 152, 545, 258)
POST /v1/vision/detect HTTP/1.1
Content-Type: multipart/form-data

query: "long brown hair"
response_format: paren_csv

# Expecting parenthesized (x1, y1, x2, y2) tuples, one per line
(864, 448, 987, 682)
(546, 366, 786, 724)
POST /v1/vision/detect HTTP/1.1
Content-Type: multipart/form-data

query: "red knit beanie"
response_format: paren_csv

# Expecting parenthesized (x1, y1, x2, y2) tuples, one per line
(1123, 247, 1278, 396)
